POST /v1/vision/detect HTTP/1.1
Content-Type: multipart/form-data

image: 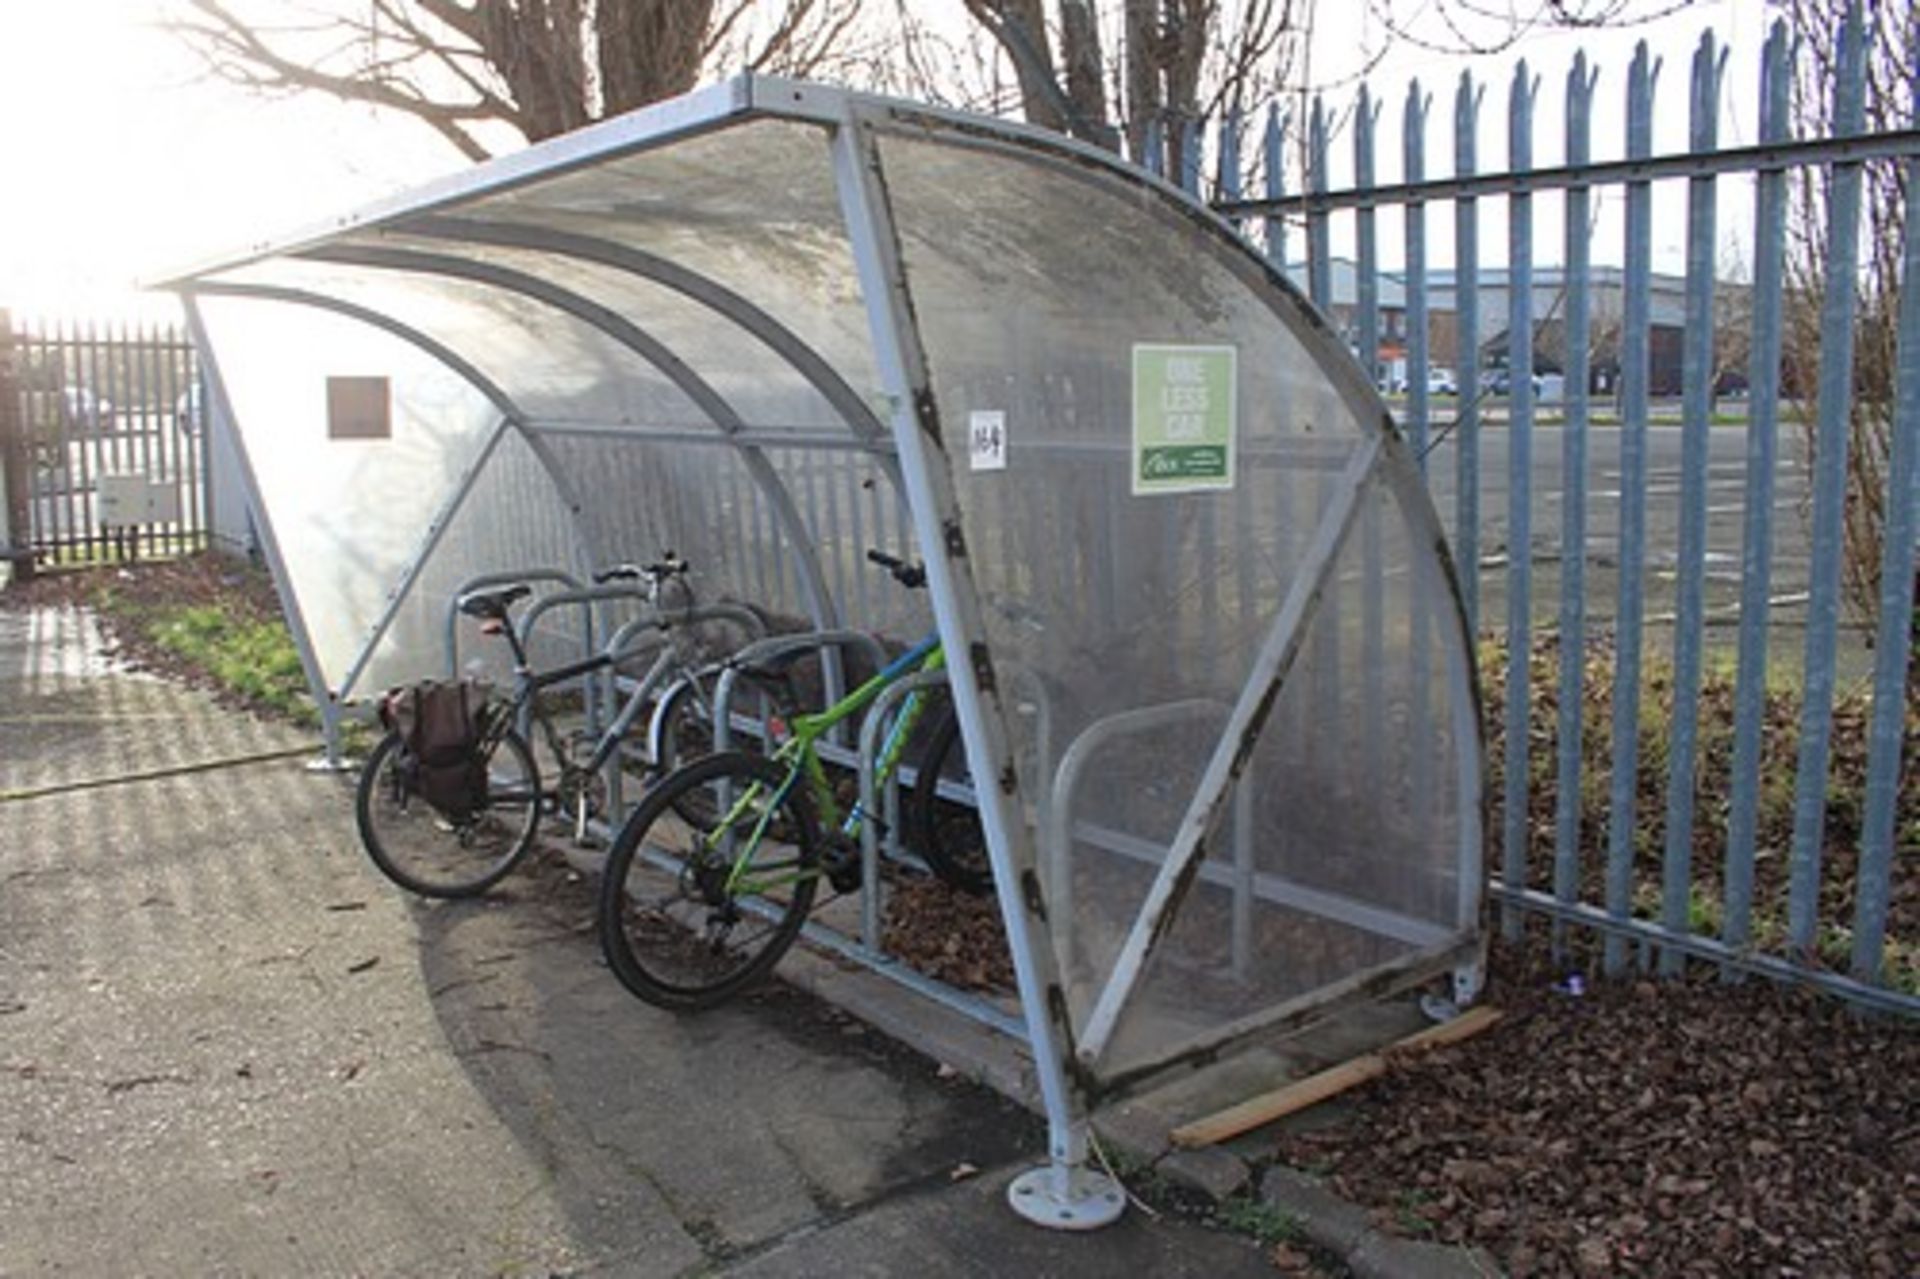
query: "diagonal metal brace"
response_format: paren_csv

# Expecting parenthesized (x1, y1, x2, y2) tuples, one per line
(1076, 435, 1382, 1067)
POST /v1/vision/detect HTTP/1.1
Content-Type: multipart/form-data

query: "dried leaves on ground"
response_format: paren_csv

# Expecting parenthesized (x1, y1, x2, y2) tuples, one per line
(882, 876, 1015, 992)
(1272, 952, 1918, 1278)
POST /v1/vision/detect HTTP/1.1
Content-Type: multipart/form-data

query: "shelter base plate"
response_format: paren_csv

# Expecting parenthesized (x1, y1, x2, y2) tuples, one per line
(1007, 1163, 1126, 1231)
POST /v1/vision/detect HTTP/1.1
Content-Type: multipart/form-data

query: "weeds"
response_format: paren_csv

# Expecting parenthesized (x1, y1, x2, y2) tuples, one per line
(1482, 632, 1917, 992)
(1214, 1196, 1302, 1246)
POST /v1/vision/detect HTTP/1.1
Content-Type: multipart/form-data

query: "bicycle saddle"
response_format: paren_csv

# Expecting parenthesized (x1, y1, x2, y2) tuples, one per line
(457, 584, 532, 621)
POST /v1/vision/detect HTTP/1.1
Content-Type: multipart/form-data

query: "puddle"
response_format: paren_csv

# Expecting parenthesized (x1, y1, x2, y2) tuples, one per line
(0, 606, 150, 681)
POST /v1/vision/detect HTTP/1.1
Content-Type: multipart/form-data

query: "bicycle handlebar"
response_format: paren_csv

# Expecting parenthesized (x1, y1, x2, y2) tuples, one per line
(593, 553, 690, 590)
(866, 548, 926, 589)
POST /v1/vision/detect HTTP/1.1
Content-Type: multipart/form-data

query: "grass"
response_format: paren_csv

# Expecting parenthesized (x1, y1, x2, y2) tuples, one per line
(13, 554, 321, 729)
(146, 604, 313, 724)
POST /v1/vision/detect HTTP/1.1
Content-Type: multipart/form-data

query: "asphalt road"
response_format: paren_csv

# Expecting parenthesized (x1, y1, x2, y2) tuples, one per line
(1408, 407, 1845, 668)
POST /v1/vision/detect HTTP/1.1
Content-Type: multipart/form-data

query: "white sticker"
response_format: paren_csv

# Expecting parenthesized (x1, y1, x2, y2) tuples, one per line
(968, 410, 1007, 471)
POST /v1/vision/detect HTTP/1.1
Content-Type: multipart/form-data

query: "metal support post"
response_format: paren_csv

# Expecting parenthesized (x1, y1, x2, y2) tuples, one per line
(830, 106, 1122, 1231)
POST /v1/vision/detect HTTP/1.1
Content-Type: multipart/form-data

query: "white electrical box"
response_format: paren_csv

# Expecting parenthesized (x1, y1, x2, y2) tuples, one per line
(96, 474, 180, 526)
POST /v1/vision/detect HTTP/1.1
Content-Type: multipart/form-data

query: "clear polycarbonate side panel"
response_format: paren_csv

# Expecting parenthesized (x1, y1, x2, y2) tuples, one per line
(357, 426, 582, 697)
(870, 130, 1465, 1065)
(758, 446, 928, 641)
(194, 294, 508, 694)
(446, 119, 879, 411)
(337, 235, 848, 433)
(209, 257, 710, 429)
(1099, 475, 1475, 1077)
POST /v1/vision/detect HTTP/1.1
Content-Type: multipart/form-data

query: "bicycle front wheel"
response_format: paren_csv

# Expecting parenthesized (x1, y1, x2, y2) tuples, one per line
(354, 728, 542, 898)
(599, 751, 819, 1010)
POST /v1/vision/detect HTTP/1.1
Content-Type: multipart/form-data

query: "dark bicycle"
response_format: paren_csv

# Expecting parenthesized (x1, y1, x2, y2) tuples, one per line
(354, 557, 771, 898)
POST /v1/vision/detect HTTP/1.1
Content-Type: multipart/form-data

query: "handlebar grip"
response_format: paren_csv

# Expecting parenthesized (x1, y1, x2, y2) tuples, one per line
(592, 564, 642, 584)
(866, 548, 926, 588)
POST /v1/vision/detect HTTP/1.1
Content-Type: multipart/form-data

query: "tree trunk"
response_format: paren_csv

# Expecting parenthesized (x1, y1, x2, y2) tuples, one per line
(474, 0, 593, 140)
(597, 0, 715, 117)
(966, 0, 1068, 134)
(1123, 0, 1161, 162)
(1059, 0, 1118, 150)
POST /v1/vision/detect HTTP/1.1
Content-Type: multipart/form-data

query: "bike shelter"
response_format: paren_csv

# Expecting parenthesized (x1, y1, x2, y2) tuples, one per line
(162, 77, 1486, 1229)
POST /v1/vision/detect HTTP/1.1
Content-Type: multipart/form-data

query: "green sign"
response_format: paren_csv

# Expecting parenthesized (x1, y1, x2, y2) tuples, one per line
(1132, 344, 1237, 495)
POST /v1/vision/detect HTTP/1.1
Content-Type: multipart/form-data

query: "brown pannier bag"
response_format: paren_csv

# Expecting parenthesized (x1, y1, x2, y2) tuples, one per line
(380, 679, 493, 822)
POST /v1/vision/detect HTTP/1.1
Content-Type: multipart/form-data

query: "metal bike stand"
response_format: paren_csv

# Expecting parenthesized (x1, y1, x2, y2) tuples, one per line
(710, 629, 888, 750)
(516, 583, 652, 740)
(1045, 700, 1242, 989)
(445, 568, 580, 677)
(854, 669, 950, 951)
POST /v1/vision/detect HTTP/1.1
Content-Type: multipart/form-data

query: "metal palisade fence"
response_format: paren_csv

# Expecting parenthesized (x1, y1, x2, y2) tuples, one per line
(1202, 5, 1915, 1014)
(0, 311, 209, 568)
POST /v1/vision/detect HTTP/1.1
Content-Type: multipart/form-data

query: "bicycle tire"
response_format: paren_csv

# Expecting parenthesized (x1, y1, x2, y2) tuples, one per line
(598, 751, 820, 1010)
(905, 704, 995, 895)
(354, 727, 542, 898)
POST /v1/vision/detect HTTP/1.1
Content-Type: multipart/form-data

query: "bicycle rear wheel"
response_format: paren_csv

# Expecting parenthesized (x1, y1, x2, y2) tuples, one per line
(905, 705, 995, 895)
(599, 751, 819, 1010)
(354, 727, 542, 898)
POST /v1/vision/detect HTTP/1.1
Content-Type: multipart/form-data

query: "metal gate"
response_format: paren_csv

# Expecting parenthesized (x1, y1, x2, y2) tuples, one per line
(0, 310, 209, 569)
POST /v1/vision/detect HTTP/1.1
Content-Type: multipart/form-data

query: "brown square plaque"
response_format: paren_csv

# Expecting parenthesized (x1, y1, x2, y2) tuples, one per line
(327, 376, 391, 440)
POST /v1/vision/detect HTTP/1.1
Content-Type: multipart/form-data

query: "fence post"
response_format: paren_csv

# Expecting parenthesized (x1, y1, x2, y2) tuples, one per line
(1605, 42, 1661, 976)
(1501, 61, 1540, 941)
(1263, 105, 1287, 277)
(1453, 71, 1483, 636)
(1404, 81, 1432, 464)
(1554, 53, 1600, 957)
(1308, 95, 1331, 311)
(1853, 43, 1920, 985)
(1787, 0, 1868, 959)
(0, 310, 31, 582)
(1660, 31, 1729, 975)
(1724, 19, 1794, 961)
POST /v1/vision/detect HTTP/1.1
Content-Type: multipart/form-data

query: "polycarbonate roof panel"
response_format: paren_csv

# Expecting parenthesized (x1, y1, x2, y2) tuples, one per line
(400, 118, 882, 421)
(208, 256, 712, 428)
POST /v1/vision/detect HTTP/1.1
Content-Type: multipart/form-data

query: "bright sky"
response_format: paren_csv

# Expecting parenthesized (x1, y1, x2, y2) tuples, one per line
(0, 0, 461, 319)
(0, 0, 1783, 320)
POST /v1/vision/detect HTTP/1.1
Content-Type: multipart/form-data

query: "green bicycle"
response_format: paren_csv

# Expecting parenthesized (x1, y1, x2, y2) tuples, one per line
(595, 550, 987, 1010)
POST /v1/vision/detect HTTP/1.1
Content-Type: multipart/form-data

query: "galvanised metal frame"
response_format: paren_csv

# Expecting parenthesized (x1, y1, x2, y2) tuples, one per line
(828, 99, 1123, 1229)
(167, 74, 1493, 1226)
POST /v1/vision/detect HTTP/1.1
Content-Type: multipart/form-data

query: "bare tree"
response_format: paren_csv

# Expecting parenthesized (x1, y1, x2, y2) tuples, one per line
(167, 0, 868, 160)
(951, 1, 1297, 169)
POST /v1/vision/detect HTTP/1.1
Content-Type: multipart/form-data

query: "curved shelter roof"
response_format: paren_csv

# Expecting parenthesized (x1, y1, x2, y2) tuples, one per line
(165, 76, 1485, 1220)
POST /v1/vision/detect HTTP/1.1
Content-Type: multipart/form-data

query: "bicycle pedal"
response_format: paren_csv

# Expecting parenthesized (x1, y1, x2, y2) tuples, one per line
(820, 846, 862, 894)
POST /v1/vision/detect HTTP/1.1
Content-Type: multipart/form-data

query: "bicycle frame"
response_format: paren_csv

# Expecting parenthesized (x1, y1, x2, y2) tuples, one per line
(708, 630, 946, 896)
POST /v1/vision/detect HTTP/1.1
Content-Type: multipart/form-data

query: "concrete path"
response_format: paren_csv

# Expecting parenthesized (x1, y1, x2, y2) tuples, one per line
(0, 603, 1272, 1276)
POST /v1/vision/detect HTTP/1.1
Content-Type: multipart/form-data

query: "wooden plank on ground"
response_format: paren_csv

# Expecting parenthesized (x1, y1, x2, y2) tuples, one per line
(1169, 1006, 1504, 1149)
